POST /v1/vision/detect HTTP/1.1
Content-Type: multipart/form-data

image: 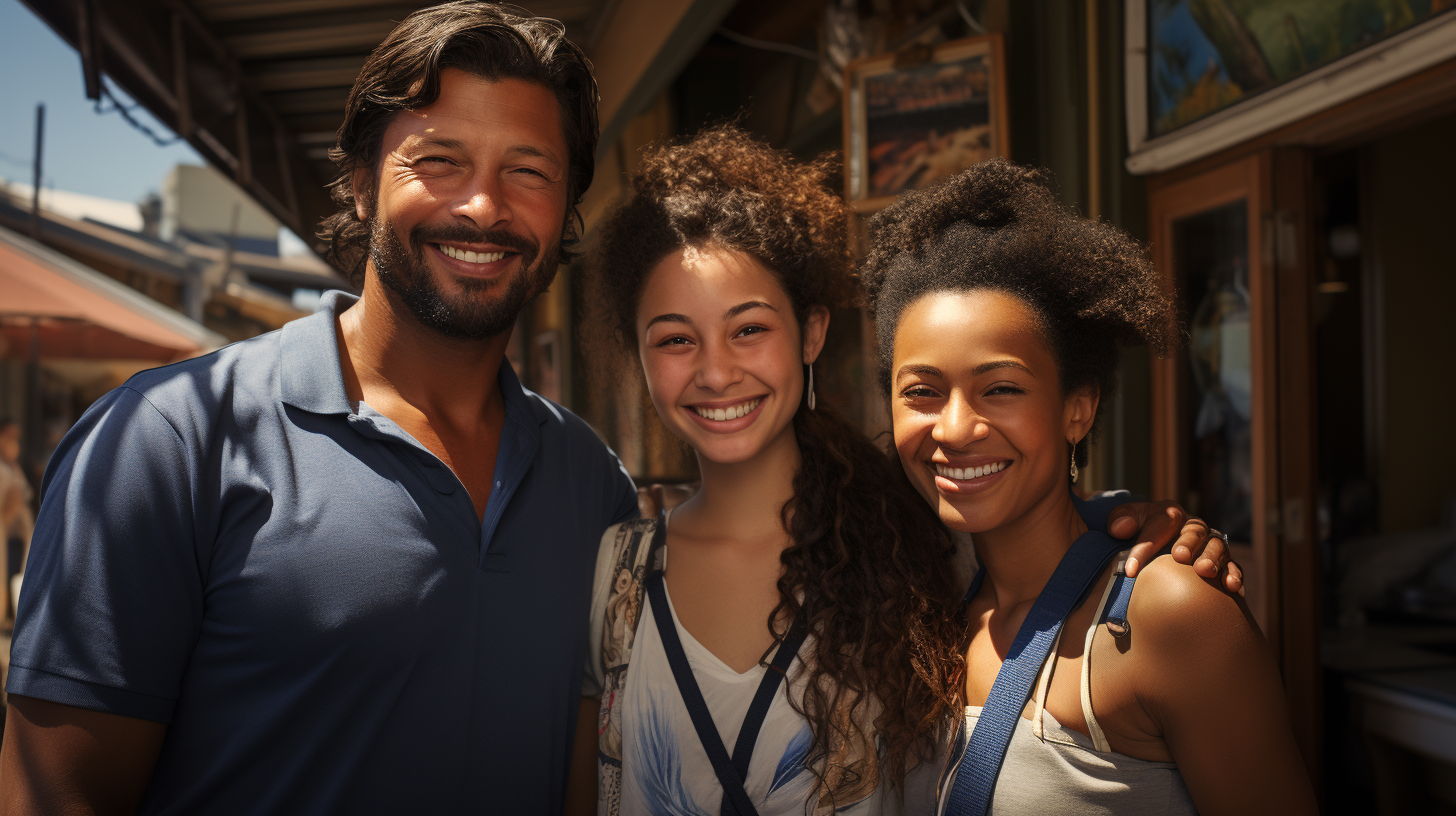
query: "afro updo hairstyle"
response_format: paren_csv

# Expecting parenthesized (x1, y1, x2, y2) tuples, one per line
(861, 157, 1178, 469)
(587, 126, 965, 800)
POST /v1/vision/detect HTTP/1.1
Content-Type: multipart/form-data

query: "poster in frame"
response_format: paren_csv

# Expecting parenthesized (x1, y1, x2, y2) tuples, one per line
(1125, 0, 1456, 175)
(843, 34, 1009, 213)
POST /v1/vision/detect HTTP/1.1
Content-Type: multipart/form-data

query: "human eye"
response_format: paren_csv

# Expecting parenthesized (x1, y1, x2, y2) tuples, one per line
(735, 324, 769, 338)
(655, 335, 692, 348)
(509, 163, 559, 186)
(900, 384, 941, 400)
(984, 383, 1025, 397)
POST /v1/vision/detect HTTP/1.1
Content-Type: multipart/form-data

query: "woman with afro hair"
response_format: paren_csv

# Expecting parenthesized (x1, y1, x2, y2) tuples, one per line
(568, 128, 1236, 816)
(863, 158, 1316, 816)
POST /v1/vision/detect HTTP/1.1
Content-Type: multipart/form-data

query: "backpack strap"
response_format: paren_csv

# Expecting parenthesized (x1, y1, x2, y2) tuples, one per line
(595, 516, 668, 814)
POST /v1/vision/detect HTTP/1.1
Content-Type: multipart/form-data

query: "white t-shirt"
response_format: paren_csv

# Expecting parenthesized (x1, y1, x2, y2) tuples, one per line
(586, 537, 891, 815)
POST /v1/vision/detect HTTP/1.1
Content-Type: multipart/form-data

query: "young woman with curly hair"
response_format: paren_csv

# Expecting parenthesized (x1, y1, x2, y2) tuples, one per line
(568, 128, 1236, 816)
(862, 158, 1317, 815)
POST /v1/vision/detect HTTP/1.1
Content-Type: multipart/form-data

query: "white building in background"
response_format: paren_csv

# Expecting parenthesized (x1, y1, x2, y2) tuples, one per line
(160, 164, 282, 256)
(0, 178, 143, 232)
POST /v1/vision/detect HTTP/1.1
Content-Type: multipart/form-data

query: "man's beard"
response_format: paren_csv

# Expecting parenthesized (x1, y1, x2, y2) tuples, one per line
(367, 215, 559, 341)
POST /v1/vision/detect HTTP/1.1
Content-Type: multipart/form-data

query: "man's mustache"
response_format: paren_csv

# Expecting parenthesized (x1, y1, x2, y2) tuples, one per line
(410, 224, 539, 266)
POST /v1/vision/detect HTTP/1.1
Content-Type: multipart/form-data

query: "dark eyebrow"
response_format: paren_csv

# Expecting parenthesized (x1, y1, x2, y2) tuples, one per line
(412, 138, 560, 168)
(895, 363, 943, 382)
(972, 360, 1033, 376)
(645, 301, 776, 331)
(725, 301, 776, 319)
(894, 360, 1032, 382)
(507, 144, 560, 164)
(416, 136, 468, 152)
(645, 313, 692, 330)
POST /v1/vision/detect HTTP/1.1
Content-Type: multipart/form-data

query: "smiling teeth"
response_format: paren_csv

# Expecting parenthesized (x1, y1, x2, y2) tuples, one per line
(693, 398, 761, 422)
(438, 245, 506, 264)
(935, 461, 1008, 481)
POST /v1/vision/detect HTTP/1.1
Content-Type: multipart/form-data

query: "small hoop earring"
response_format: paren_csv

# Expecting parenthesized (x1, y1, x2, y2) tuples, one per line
(1069, 438, 1079, 483)
(806, 364, 816, 411)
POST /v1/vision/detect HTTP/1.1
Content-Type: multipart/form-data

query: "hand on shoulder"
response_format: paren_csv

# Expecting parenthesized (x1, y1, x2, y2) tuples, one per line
(1128, 553, 1264, 665)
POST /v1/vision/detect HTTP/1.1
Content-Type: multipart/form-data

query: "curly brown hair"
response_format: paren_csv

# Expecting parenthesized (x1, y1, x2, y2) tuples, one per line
(861, 157, 1178, 468)
(316, 2, 598, 286)
(590, 126, 965, 803)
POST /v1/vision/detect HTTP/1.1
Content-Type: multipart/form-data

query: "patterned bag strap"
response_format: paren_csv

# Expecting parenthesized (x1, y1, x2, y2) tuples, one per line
(623, 515, 666, 625)
(596, 517, 668, 814)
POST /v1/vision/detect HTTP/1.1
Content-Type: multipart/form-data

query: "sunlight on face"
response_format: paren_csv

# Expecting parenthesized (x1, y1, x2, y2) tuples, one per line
(358, 70, 569, 339)
(635, 247, 815, 467)
(890, 289, 1090, 533)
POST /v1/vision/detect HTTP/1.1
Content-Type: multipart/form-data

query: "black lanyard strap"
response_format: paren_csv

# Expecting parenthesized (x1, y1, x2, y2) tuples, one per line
(646, 568, 807, 816)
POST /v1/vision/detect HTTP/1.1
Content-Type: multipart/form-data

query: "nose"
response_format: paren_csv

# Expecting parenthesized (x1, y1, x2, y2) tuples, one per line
(450, 169, 511, 230)
(693, 337, 744, 394)
(932, 392, 988, 450)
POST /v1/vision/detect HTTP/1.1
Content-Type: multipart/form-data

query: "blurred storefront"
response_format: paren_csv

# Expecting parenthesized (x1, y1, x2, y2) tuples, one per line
(0, 221, 226, 618)
(12, 0, 1456, 811)
(1127, 4, 1456, 812)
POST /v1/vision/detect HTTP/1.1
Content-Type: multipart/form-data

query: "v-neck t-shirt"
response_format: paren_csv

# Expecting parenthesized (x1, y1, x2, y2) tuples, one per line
(587, 536, 893, 815)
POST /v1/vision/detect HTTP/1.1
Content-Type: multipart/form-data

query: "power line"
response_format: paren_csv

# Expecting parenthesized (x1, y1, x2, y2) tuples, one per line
(93, 77, 183, 148)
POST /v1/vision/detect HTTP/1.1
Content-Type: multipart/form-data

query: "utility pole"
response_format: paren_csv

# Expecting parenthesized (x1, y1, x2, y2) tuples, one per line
(30, 103, 45, 239)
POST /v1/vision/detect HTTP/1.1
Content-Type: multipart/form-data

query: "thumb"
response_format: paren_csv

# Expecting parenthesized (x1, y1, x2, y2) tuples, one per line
(1108, 504, 1143, 539)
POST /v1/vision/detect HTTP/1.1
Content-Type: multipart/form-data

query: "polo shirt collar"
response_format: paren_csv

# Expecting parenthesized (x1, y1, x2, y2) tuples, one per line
(280, 290, 353, 415)
(279, 290, 549, 435)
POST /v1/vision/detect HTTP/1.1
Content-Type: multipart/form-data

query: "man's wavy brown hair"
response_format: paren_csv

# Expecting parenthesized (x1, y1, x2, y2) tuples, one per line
(590, 126, 965, 805)
(316, 2, 598, 287)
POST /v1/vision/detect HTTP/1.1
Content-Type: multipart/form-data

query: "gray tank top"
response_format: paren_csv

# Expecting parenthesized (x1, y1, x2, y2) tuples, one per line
(939, 551, 1197, 816)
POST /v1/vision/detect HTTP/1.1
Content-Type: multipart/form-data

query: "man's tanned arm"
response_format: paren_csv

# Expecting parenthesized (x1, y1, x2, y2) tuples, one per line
(0, 696, 166, 816)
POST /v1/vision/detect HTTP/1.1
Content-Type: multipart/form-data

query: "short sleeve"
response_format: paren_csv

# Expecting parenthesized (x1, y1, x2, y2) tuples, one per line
(6, 386, 205, 723)
(605, 453, 639, 526)
(580, 523, 625, 699)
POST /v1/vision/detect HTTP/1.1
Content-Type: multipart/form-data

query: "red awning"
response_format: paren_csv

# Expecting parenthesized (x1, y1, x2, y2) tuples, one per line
(0, 226, 221, 361)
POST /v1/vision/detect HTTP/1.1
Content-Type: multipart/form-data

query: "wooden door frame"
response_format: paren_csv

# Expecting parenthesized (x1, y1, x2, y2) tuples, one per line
(1147, 153, 1278, 638)
(1147, 149, 1324, 781)
(1139, 55, 1456, 793)
(1268, 148, 1322, 781)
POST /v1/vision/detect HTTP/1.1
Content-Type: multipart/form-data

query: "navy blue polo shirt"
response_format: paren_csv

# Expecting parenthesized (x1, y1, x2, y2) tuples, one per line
(8, 291, 638, 815)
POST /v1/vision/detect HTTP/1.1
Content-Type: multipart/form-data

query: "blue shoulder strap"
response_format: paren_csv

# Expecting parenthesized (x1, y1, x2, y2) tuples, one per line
(944, 500, 1125, 816)
(1100, 566, 1136, 635)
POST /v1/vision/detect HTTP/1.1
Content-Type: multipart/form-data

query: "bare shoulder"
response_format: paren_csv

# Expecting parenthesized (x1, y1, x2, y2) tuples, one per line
(1126, 553, 1268, 662)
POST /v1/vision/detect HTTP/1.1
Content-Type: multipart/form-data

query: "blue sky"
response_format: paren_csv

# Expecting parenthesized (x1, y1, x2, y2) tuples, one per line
(0, 0, 203, 205)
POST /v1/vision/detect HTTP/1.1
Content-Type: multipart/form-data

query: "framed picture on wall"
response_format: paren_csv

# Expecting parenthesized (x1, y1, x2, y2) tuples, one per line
(1125, 0, 1456, 174)
(843, 34, 1009, 213)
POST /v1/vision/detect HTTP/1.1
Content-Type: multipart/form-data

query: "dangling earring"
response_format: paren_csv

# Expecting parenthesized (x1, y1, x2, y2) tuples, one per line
(806, 364, 817, 411)
(1069, 438, 1079, 483)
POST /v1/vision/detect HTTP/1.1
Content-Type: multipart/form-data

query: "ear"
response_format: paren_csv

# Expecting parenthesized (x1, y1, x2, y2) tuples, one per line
(1063, 385, 1099, 443)
(352, 167, 373, 221)
(801, 306, 831, 365)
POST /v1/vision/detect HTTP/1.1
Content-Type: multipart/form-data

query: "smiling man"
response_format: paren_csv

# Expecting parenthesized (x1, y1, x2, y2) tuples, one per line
(0, 5, 636, 814)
